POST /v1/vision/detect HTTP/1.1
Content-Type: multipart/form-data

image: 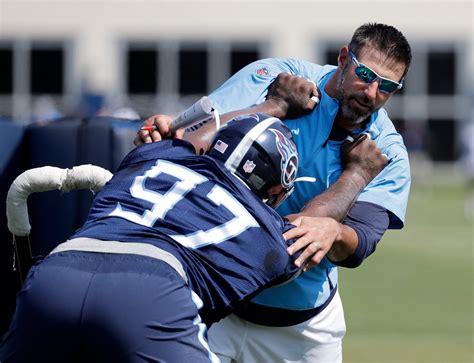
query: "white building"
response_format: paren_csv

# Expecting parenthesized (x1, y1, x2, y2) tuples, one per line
(0, 0, 472, 161)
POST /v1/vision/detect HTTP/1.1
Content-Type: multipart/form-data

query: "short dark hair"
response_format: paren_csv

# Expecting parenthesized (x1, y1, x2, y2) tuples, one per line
(349, 23, 412, 78)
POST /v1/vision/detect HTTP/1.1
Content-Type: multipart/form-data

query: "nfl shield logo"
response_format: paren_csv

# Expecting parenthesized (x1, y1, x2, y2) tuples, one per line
(256, 67, 269, 76)
(243, 160, 256, 173)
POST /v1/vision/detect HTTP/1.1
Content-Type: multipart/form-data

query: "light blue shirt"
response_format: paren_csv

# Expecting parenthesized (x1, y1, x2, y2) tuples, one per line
(209, 58, 411, 310)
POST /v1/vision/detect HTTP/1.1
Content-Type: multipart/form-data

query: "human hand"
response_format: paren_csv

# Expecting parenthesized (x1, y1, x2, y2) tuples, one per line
(284, 215, 342, 272)
(266, 73, 320, 119)
(133, 114, 185, 146)
(340, 133, 388, 185)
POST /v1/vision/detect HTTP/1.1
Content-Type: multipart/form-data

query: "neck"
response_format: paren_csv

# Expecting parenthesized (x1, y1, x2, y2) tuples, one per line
(325, 71, 352, 131)
(325, 70, 368, 132)
(335, 112, 366, 132)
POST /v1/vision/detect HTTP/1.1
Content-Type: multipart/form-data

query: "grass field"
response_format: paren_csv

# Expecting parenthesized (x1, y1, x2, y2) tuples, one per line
(340, 182, 473, 362)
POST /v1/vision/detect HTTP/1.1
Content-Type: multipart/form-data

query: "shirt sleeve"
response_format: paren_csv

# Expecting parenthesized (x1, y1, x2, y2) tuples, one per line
(357, 109, 411, 229)
(209, 58, 327, 114)
(331, 201, 390, 268)
(209, 59, 283, 113)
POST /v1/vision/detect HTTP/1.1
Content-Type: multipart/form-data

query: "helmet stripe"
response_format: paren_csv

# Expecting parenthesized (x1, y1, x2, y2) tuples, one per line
(224, 116, 280, 172)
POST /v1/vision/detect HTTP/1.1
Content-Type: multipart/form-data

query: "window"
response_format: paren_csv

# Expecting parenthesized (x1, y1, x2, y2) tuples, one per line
(231, 49, 259, 76)
(179, 49, 208, 95)
(121, 41, 265, 116)
(393, 118, 424, 153)
(124, 41, 264, 98)
(426, 119, 457, 161)
(428, 50, 456, 95)
(0, 47, 13, 94)
(0, 41, 70, 120)
(30, 47, 64, 94)
(127, 49, 158, 94)
(325, 49, 339, 66)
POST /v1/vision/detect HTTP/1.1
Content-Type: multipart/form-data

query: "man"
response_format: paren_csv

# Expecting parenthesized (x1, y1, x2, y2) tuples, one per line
(0, 114, 342, 362)
(137, 22, 411, 362)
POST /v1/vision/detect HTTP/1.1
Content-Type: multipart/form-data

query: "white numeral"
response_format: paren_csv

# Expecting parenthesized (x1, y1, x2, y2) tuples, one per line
(110, 160, 258, 248)
(110, 160, 207, 226)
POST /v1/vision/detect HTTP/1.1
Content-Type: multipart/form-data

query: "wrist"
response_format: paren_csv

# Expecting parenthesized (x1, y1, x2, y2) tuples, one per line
(263, 98, 289, 119)
(341, 168, 371, 189)
(328, 224, 357, 262)
(334, 220, 344, 242)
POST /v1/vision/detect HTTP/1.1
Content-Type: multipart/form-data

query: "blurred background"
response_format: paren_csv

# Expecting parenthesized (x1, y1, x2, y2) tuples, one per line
(0, 0, 472, 362)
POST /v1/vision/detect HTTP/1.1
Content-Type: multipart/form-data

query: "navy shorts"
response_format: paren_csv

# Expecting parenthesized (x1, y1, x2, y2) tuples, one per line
(0, 251, 218, 362)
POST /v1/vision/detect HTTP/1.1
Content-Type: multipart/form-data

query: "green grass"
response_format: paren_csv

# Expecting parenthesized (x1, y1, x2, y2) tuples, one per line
(340, 183, 473, 363)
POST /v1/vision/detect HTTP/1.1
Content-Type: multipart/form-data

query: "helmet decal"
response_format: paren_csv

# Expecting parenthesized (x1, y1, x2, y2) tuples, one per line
(212, 139, 229, 154)
(224, 116, 279, 172)
(242, 160, 256, 173)
(269, 128, 299, 189)
(208, 112, 300, 201)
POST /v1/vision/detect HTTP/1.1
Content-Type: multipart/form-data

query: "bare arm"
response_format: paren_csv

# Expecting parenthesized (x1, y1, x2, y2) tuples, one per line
(286, 133, 388, 266)
(134, 73, 319, 152)
(133, 75, 386, 267)
(183, 98, 297, 155)
(289, 178, 365, 265)
(299, 133, 387, 220)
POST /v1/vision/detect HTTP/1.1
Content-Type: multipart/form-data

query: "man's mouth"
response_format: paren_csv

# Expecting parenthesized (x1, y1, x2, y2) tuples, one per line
(352, 98, 372, 112)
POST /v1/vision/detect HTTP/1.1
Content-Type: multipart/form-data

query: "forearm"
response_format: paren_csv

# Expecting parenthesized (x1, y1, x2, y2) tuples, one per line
(183, 99, 287, 154)
(137, 73, 317, 150)
(219, 98, 289, 121)
(286, 135, 390, 268)
(295, 170, 367, 264)
(300, 169, 368, 221)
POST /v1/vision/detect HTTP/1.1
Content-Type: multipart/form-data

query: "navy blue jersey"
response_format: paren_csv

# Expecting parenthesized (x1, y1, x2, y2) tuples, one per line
(71, 139, 300, 324)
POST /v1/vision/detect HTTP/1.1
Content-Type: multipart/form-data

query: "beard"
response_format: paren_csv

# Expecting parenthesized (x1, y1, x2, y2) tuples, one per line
(335, 64, 378, 126)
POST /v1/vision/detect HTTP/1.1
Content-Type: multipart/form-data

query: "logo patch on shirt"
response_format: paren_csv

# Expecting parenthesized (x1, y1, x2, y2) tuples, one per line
(213, 139, 228, 154)
(256, 67, 269, 76)
(243, 160, 256, 173)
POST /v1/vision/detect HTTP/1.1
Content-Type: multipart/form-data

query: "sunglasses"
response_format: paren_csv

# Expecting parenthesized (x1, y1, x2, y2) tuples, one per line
(349, 50, 403, 94)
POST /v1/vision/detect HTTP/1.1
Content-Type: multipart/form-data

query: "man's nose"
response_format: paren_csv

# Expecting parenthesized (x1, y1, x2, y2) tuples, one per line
(365, 81, 379, 100)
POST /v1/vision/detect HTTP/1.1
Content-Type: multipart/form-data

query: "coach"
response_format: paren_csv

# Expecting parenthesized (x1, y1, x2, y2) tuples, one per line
(138, 22, 411, 363)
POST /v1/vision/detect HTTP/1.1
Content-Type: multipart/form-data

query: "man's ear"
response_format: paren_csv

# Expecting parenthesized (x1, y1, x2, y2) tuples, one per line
(337, 46, 350, 68)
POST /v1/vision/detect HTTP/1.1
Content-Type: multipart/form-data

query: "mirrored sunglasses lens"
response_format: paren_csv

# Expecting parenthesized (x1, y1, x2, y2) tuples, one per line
(379, 79, 400, 93)
(355, 65, 377, 83)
